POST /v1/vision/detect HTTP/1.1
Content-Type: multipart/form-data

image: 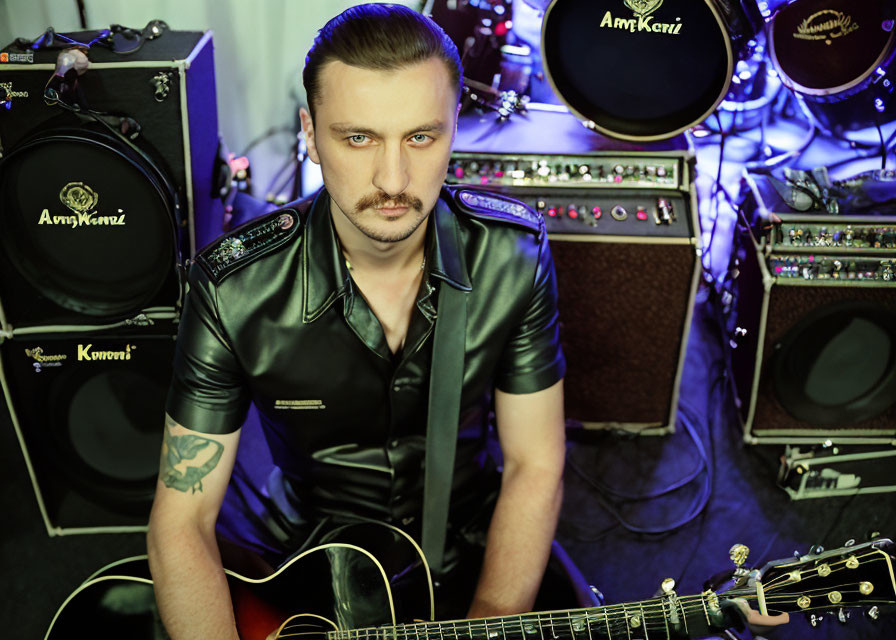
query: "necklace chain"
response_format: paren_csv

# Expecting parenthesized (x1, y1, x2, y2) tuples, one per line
(345, 255, 426, 272)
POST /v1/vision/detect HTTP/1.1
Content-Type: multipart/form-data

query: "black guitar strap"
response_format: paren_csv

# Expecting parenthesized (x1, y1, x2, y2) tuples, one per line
(422, 278, 468, 575)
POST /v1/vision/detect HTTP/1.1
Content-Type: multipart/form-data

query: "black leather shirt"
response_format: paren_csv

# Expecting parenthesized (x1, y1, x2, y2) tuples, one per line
(166, 186, 565, 531)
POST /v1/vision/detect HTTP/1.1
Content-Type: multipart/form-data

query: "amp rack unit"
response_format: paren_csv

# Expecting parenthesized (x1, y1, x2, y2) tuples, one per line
(451, 109, 702, 435)
(728, 171, 896, 444)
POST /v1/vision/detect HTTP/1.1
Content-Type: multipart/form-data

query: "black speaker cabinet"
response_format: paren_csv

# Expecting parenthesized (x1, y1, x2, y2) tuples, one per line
(0, 30, 221, 532)
(449, 112, 700, 434)
(730, 224, 896, 444)
(550, 235, 699, 433)
(0, 29, 222, 327)
(1, 327, 176, 533)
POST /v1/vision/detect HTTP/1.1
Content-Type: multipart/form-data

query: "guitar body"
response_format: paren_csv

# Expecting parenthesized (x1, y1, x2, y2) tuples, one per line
(45, 522, 434, 640)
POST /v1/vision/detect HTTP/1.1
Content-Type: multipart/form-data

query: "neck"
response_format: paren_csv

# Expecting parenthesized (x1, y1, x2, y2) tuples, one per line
(329, 591, 731, 640)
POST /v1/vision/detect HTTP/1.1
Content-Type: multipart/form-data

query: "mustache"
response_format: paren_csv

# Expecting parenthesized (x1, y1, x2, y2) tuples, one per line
(354, 191, 423, 213)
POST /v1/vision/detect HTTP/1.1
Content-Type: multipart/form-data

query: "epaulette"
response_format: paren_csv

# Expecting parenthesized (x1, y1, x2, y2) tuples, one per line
(447, 186, 543, 234)
(195, 204, 305, 283)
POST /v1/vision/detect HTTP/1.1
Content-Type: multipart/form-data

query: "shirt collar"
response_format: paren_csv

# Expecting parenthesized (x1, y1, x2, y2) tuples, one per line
(302, 187, 472, 324)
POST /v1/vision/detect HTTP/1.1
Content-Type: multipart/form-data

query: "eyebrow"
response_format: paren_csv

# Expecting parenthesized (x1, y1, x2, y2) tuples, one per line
(329, 121, 448, 138)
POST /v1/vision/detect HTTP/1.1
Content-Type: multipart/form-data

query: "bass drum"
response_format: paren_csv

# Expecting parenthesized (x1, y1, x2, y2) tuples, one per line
(768, 0, 896, 134)
(541, 0, 759, 141)
(0, 123, 181, 323)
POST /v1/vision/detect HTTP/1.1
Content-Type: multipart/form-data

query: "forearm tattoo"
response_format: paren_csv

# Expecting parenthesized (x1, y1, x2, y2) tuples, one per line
(160, 423, 224, 493)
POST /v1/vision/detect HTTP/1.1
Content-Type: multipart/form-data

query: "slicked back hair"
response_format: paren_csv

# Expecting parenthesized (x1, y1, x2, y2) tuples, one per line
(303, 3, 463, 121)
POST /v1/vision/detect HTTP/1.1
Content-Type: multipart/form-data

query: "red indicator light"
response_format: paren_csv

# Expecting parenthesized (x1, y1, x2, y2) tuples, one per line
(547, 208, 558, 217)
(592, 206, 602, 219)
(454, 167, 465, 179)
(568, 208, 579, 219)
(636, 209, 648, 221)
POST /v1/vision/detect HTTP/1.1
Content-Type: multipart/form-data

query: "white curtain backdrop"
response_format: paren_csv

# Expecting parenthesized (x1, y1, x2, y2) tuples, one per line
(0, 0, 419, 196)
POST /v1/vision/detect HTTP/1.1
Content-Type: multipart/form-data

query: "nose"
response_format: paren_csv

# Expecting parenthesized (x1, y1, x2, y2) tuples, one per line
(371, 141, 410, 197)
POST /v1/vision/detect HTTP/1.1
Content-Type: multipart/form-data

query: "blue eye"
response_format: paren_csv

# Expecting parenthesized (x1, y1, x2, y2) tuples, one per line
(349, 134, 368, 145)
(411, 134, 431, 144)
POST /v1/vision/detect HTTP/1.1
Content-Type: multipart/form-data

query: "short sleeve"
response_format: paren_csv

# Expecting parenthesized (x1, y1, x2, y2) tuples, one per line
(165, 262, 250, 433)
(495, 231, 566, 394)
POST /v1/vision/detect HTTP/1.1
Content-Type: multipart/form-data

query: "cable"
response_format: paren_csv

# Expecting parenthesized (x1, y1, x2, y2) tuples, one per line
(566, 410, 713, 535)
(239, 125, 296, 157)
(567, 443, 706, 502)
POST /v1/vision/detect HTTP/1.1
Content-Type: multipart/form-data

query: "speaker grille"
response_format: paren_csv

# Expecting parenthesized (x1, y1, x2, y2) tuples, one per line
(551, 239, 696, 427)
(753, 285, 896, 435)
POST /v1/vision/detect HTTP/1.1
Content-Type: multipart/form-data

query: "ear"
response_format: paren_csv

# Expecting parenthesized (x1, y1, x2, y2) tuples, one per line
(299, 107, 320, 165)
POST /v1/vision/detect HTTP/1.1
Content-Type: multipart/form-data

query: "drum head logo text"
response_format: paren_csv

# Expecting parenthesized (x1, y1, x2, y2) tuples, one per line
(795, 10, 859, 44)
(624, 0, 663, 17)
(600, 0, 681, 35)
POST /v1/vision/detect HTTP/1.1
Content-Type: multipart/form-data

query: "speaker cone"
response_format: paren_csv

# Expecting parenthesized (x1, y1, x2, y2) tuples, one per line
(0, 127, 177, 319)
(772, 301, 896, 426)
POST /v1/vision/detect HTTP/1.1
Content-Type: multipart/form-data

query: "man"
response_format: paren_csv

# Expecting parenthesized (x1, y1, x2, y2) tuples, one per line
(147, 4, 567, 637)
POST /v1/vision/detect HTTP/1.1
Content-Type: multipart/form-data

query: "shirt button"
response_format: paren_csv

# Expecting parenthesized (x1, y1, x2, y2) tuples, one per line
(392, 384, 401, 392)
(389, 439, 400, 449)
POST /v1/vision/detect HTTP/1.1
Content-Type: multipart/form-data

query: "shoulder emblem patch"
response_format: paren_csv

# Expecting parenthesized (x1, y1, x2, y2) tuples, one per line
(454, 189, 543, 233)
(197, 210, 300, 283)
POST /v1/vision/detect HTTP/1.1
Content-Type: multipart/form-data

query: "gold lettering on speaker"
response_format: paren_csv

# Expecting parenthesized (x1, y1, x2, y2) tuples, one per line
(599, 1, 682, 35)
(36, 182, 127, 228)
(25, 346, 67, 372)
(794, 10, 859, 44)
(77, 344, 135, 361)
(0, 81, 29, 98)
(25, 347, 67, 363)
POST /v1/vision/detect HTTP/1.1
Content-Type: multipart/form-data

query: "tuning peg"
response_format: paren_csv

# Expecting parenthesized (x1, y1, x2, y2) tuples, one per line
(837, 608, 850, 623)
(867, 606, 880, 620)
(729, 544, 750, 567)
(810, 544, 825, 555)
(808, 614, 824, 627)
(660, 578, 676, 595)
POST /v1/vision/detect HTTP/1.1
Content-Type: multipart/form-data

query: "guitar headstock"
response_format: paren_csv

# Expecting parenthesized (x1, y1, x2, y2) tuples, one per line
(739, 538, 896, 623)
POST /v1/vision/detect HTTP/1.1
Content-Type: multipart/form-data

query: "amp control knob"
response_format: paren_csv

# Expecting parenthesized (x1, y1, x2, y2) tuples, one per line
(611, 205, 628, 221)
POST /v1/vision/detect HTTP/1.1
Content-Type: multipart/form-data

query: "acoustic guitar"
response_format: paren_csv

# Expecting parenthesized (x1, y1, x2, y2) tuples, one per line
(45, 523, 896, 640)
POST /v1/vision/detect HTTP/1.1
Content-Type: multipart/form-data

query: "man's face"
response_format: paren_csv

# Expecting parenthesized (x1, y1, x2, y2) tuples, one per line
(301, 57, 458, 245)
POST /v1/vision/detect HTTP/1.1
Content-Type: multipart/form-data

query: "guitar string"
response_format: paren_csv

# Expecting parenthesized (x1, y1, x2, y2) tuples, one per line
(296, 554, 885, 640)
(307, 590, 860, 640)
(309, 589, 864, 640)
(307, 584, 869, 640)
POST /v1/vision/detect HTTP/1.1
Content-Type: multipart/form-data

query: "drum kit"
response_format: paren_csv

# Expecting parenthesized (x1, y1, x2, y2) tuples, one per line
(430, 0, 896, 141)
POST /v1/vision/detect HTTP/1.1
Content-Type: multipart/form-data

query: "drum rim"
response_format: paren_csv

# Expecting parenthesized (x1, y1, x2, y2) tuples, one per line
(0, 127, 180, 318)
(768, 3, 896, 98)
(539, 0, 735, 142)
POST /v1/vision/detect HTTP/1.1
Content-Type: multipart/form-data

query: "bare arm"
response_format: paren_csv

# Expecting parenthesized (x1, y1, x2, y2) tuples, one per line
(466, 379, 566, 618)
(147, 414, 242, 639)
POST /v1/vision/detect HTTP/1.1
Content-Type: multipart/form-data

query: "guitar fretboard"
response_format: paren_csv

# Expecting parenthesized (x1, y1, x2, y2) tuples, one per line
(330, 592, 725, 640)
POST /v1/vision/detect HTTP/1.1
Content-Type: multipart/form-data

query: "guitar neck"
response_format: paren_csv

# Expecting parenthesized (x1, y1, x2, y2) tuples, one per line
(333, 592, 729, 640)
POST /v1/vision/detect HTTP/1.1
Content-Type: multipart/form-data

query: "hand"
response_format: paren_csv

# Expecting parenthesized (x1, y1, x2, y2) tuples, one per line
(731, 598, 790, 635)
